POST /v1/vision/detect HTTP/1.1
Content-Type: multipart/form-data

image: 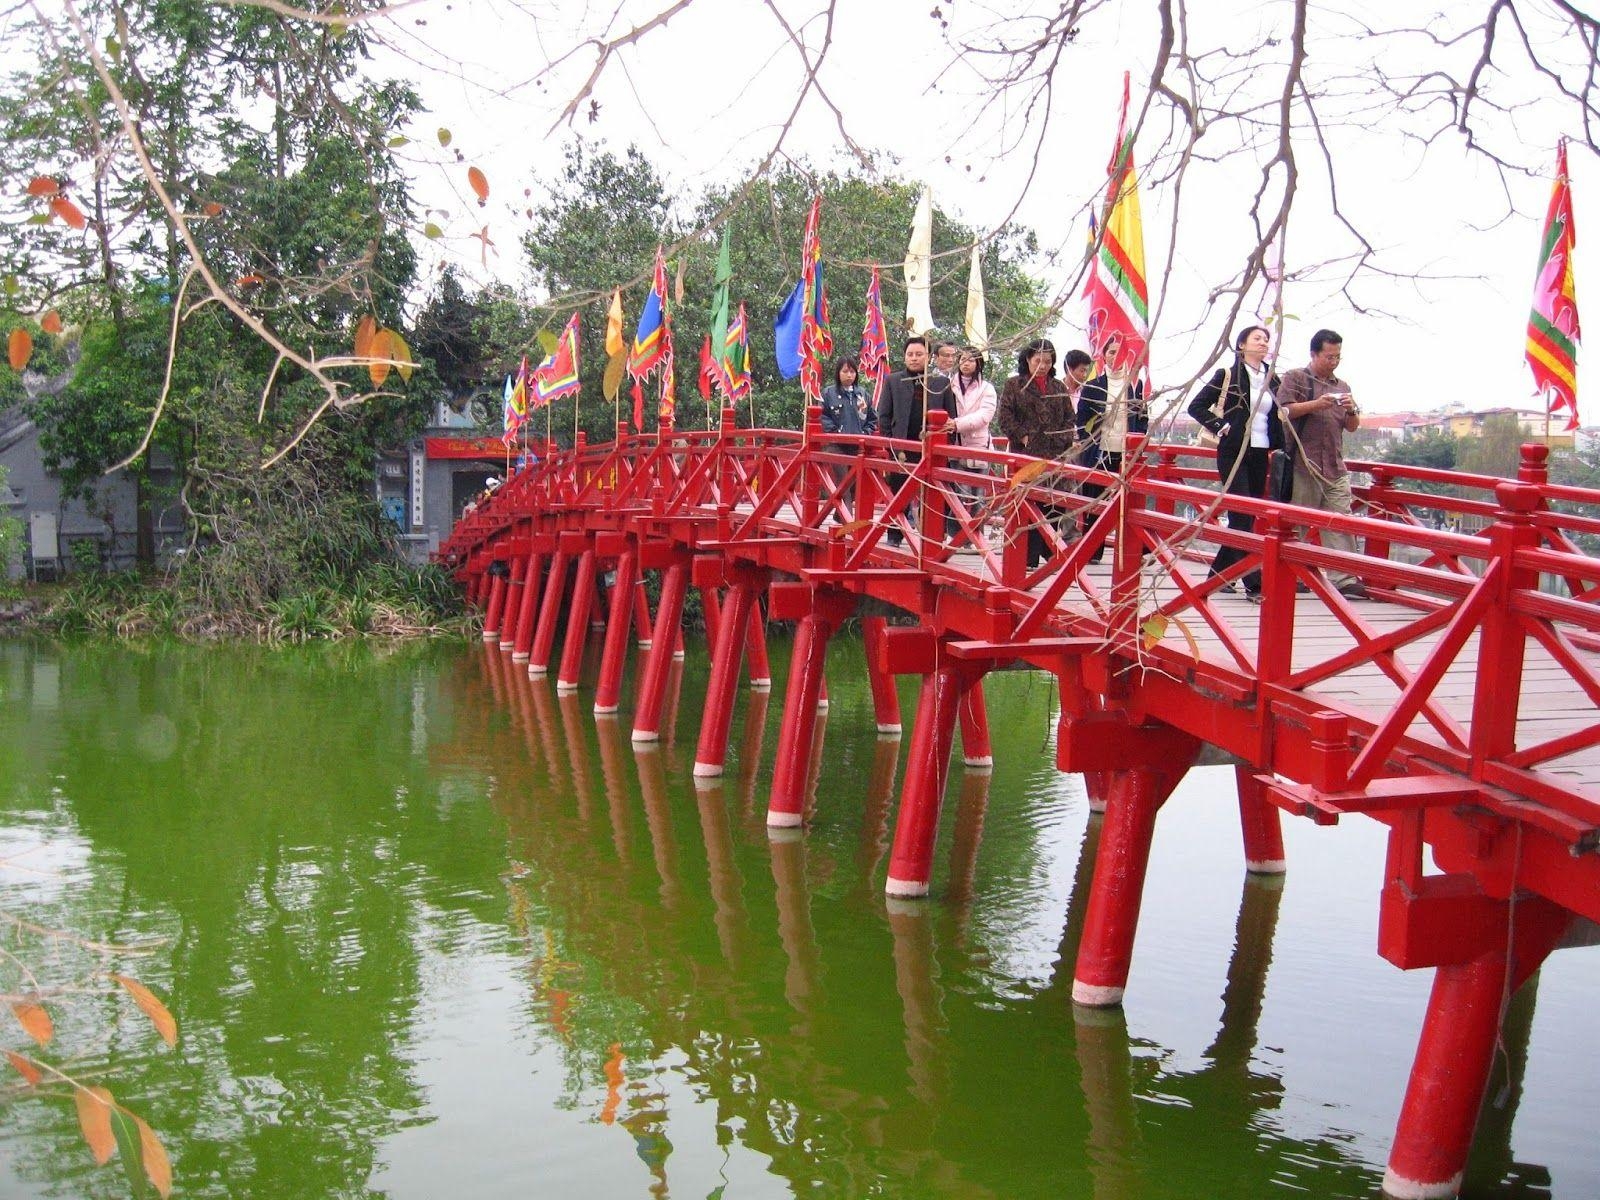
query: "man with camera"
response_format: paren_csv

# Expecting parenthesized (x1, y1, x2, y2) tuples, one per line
(1278, 328, 1369, 600)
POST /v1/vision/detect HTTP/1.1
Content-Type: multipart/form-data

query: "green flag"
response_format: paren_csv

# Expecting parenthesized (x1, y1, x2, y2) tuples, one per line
(708, 226, 732, 395)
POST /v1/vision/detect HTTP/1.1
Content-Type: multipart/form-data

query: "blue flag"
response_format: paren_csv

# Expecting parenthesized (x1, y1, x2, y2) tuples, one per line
(773, 277, 805, 380)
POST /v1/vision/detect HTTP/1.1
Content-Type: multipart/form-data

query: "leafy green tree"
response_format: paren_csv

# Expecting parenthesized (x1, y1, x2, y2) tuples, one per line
(2, 0, 430, 583)
(521, 145, 1049, 441)
(1455, 414, 1524, 479)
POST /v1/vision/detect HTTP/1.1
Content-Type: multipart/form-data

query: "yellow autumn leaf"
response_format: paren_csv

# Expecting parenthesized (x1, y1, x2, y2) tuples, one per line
(12, 1000, 51, 1045)
(1140, 612, 1169, 652)
(8, 328, 33, 372)
(110, 974, 177, 1047)
(5, 1051, 41, 1085)
(384, 329, 415, 382)
(536, 328, 558, 359)
(135, 1114, 172, 1198)
(353, 314, 377, 360)
(437, 127, 452, 147)
(74, 1086, 115, 1165)
(423, 222, 442, 240)
(1009, 459, 1051, 489)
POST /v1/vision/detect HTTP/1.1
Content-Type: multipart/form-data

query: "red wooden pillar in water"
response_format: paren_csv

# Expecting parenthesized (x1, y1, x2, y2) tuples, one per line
(482, 568, 509, 642)
(1234, 764, 1286, 874)
(1070, 732, 1199, 1006)
(511, 551, 544, 662)
(498, 555, 525, 650)
(766, 585, 855, 827)
(693, 576, 761, 777)
(959, 681, 992, 768)
(528, 549, 570, 678)
(746, 599, 772, 689)
(556, 549, 598, 693)
(632, 578, 654, 648)
(862, 616, 901, 734)
(594, 548, 637, 715)
(632, 558, 689, 742)
(1083, 771, 1110, 814)
(884, 660, 976, 896)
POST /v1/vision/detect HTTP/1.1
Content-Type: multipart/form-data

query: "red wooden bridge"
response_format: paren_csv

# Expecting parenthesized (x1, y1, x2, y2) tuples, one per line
(439, 405, 1600, 1200)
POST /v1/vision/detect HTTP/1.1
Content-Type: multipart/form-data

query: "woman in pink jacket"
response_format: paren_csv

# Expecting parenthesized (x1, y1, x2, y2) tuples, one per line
(947, 347, 997, 542)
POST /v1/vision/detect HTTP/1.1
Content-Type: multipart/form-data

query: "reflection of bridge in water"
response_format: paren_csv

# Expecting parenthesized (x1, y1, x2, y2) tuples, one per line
(441, 409, 1600, 1198)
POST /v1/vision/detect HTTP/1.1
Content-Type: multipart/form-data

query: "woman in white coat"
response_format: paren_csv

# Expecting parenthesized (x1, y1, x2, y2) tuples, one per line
(947, 347, 998, 542)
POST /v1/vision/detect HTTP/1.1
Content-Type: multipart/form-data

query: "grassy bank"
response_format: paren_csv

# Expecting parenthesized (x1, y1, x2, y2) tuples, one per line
(8, 561, 474, 643)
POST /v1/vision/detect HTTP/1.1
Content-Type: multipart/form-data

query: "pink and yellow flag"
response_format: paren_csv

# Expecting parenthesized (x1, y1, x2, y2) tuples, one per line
(1528, 142, 1581, 431)
(1083, 72, 1149, 372)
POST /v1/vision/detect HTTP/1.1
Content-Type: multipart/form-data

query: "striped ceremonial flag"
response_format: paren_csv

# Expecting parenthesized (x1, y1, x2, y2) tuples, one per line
(532, 312, 581, 407)
(798, 197, 832, 404)
(727, 302, 752, 400)
(1083, 71, 1150, 370)
(859, 265, 889, 409)
(1528, 142, 1581, 431)
(629, 248, 675, 429)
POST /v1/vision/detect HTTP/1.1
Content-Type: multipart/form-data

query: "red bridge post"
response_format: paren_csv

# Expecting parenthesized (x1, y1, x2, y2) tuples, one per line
(862, 616, 902, 734)
(693, 564, 766, 777)
(959, 683, 992, 768)
(745, 602, 771, 689)
(1234, 765, 1286, 874)
(632, 554, 690, 742)
(510, 548, 545, 662)
(528, 546, 571, 678)
(482, 564, 509, 643)
(593, 546, 638, 716)
(1057, 717, 1200, 1006)
(885, 649, 985, 897)
(556, 548, 599, 693)
(499, 550, 526, 651)
(766, 583, 856, 827)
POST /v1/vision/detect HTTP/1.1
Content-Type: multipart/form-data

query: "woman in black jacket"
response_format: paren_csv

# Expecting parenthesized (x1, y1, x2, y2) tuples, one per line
(1187, 325, 1281, 598)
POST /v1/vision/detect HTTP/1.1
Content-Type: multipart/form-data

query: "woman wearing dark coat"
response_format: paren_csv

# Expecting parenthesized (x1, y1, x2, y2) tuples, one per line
(997, 339, 1076, 569)
(1187, 325, 1282, 598)
(1075, 334, 1147, 564)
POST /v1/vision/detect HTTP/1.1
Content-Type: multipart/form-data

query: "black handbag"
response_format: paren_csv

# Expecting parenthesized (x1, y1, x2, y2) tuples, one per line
(1269, 448, 1295, 503)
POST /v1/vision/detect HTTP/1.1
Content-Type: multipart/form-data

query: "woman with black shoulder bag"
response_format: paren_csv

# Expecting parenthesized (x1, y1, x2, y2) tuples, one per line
(1186, 324, 1282, 601)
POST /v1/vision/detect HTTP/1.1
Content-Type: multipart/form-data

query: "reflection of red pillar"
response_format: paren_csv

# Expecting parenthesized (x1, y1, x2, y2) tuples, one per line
(556, 550, 598, 694)
(746, 601, 771, 689)
(946, 768, 991, 908)
(1072, 759, 1193, 1007)
(863, 616, 901, 734)
(958, 681, 992, 768)
(631, 559, 688, 742)
(766, 614, 832, 827)
(885, 664, 968, 896)
(1235, 764, 1286, 874)
(1074, 1006, 1142, 1200)
(511, 552, 544, 662)
(593, 549, 637, 716)
(1384, 955, 1512, 1200)
(498, 556, 524, 650)
(693, 583, 755, 777)
(482, 570, 509, 642)
(769, 830, 819, 1016)
(528, 549, 570, 678)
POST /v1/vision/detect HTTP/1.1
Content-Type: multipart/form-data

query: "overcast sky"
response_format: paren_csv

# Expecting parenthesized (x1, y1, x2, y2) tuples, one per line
(372, 0, 1593, 422)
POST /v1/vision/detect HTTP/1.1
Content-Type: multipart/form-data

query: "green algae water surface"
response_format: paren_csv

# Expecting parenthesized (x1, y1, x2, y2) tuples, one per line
(0, 638, 1595, 1199)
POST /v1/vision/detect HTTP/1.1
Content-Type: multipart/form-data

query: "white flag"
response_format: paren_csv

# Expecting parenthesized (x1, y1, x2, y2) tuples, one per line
(964, 244, 988, 350)
(903, 188, 935, 335)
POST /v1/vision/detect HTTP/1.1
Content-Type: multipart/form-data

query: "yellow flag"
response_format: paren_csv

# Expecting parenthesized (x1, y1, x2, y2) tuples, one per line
(605, 288, 624, 358)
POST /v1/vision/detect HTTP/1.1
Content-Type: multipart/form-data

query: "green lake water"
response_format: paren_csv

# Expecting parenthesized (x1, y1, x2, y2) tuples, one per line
(0, 637, 1595, 1198)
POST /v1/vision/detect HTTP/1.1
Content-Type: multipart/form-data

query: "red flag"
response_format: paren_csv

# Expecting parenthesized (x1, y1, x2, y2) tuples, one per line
(859, 265, 889, 411)
(1527, 142, 1581, 431)
(697, 335, 716, 402)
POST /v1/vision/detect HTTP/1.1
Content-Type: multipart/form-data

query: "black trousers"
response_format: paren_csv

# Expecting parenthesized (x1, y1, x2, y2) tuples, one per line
(1208, 446, 1270, 589)
(1078, 449, 1122, 563)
